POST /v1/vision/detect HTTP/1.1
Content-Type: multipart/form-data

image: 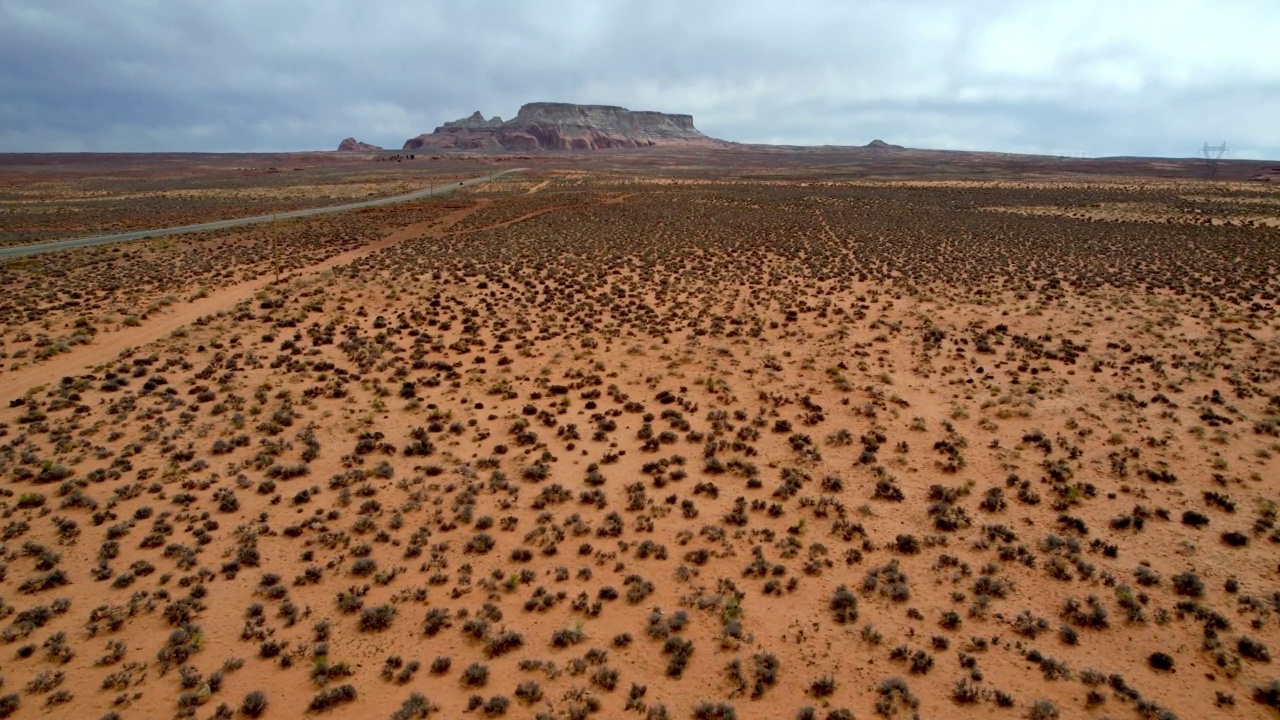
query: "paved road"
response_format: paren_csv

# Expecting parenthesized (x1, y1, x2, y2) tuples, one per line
(0, 168, 525, 260)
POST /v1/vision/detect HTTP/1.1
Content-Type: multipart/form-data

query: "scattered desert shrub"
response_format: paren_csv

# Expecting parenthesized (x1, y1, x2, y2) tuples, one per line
(810, 675, 836, 698)
(1182, 510, 1209, 527)
(1172, 572, 1204, 597)
(461, 662, 489, 687)
(359, 604, 396, 632)
(390, 693, 433, 720)
(241, 690, 268, 718)
(1148, 652, 1175, 671)
(308, 684, 357, 712)
(952, 677, 982, 704)
(830, 585, 858, 624)
(874, 676, 917, 716)
(423, 608, 451, 636)
(692, 702, 737, 720)
(482, 695, 510, 716)
(664, 637, 694, 678)
(515, 681, 543, 704)
(1254, 680, 1280, 709)
(1028, 699, 1059, 720)
(484, 629, 524, 658)
(1222, 530, 1249, 547)
(1239, 636, 1272, 663)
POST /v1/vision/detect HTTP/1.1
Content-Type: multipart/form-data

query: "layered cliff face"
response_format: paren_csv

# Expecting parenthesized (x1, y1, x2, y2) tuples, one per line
(403, 102, 719, 151)
(337, 138, 383, 152)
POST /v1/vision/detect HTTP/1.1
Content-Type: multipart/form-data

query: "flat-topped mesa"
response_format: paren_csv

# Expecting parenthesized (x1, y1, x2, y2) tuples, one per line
(403, 102, 719, 151)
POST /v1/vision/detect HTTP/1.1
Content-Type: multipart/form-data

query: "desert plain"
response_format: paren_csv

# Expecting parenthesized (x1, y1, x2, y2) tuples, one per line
(0, 147, 1278, 720)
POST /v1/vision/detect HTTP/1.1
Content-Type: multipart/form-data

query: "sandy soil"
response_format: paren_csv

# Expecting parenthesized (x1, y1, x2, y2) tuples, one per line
(0, 156, 1278, 720)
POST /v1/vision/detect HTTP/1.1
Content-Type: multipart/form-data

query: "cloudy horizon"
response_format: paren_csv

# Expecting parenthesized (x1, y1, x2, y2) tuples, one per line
(1, 0, 1276, 159)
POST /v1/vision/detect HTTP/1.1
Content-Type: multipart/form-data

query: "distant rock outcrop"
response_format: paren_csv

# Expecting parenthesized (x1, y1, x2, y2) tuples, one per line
(403, 102, 720, 151)
(337, 138, 382, 152)
(865, 139, 905, 150)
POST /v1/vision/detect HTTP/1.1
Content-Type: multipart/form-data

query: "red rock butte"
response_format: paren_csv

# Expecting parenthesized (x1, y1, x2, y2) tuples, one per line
(337, 137, 383, 152)
(402, 102, 724, 151)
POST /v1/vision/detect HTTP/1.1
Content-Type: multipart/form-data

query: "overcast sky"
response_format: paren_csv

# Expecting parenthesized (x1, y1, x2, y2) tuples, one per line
(1, 0, 1276, 158)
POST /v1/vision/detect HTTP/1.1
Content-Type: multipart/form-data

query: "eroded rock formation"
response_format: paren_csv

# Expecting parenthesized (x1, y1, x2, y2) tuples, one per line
(337, 138, 383, 152)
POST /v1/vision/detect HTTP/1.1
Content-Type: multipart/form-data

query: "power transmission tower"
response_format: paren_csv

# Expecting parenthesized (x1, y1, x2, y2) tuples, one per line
(1201, 142, 1227, 179)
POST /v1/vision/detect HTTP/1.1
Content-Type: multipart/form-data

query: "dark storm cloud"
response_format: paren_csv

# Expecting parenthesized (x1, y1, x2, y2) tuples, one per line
(1, 0, 1276, 157)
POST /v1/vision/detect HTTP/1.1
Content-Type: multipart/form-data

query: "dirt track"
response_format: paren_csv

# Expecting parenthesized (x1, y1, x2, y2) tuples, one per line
(0, 168, 524, 259)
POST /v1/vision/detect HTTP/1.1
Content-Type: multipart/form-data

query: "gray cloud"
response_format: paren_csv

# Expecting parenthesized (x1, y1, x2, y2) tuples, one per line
(1, 0, 1276, 157)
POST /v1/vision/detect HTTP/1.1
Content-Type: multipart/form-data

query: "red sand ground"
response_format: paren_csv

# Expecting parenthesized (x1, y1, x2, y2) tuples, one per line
(0, 151, 1278, 720)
